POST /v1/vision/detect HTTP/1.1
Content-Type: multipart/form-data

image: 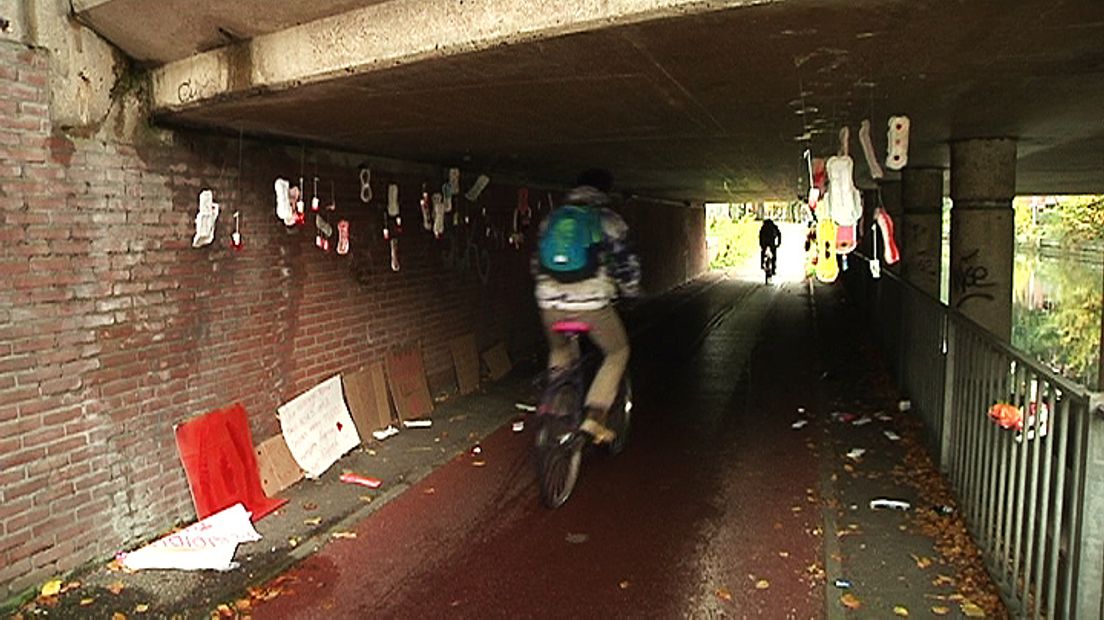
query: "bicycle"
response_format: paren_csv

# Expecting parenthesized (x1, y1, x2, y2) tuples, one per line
(761, 245, 777, 283)
(534, 320, 632, 508)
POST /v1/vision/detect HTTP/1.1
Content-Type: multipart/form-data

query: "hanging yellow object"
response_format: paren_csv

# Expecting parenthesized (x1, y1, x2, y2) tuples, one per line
(816, 218, 839, 283)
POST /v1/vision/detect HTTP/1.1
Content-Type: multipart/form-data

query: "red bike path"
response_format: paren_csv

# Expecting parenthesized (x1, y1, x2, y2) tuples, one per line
(254, 277, 825, 618)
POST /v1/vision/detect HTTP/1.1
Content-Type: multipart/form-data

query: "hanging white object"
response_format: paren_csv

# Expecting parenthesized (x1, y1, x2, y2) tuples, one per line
(826, 155, 862, 226)
(389, 238, 400, 271)
(359, 168, 373, 203)
(837, 126, 850, 157)
(432, 192, 446, 239)
(387, 183, 400, 217)
(274, 178, 294, 225)
(231, 211, 243, 250)
(441, 182, 454, 213)
(465, 174, 490, 201)
(420, 188, 432, 231)
(870, 258, 882, 279)
(859, 119, 885, 179)
(448, 167, 461, 195)
(192, 189, 220, 248)
(886, 115, 910, 170)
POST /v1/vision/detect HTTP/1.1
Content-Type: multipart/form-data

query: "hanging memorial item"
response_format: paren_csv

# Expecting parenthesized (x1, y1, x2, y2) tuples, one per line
(192, 189, 220, 248)
(859, 119, 885, 180)
(274, 178, 295, 226)
(359, 167, 373, 204)
(886, 115, 910, 170)
(465, 174, 490, 201)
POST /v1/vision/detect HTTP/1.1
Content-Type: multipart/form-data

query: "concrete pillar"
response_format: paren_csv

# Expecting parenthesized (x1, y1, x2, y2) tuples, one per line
(949, 138, 1017, 341)
(901, 168, 944, 298)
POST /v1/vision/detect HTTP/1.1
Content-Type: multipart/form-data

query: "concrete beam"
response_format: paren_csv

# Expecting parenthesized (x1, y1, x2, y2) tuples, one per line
(151, 0, 768, 112)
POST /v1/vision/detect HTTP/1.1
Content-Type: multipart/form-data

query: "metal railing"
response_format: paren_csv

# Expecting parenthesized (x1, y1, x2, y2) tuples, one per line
(851, 266, 1104, 619)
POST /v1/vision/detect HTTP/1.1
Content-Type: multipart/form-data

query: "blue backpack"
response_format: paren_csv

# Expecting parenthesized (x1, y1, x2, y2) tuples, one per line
(538, 205, 604, 282)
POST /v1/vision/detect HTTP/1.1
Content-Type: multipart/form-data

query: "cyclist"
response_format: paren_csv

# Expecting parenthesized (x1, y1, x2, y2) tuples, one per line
(533, 169, 641, 444)
(759, 217, 781, 278)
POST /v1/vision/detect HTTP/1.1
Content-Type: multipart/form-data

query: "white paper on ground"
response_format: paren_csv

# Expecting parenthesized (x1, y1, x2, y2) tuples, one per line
(120, 503, 261, 571)
(278, 374, 361, 478)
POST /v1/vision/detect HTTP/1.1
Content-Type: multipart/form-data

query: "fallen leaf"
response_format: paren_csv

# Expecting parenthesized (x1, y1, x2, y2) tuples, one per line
(80, 598, 95, 607)
(472, 460, 487, 467)
(931, 606, 951, 616)
(215, 603, 234, 618)
(61, 581, 81, 595)
(288, 537, 300, 547)
(303, 517, 322, 526)
(961, 601, 985, 617)
(234, 598, 252, 612)
(840, 593, 862, 610)
(715, 588, 733, 602)
(619, 581, 630, 589)
(40, 580, 62, 598)
(932, 575, 955, 587)
(107, 581, 126, 595)
(894, 605, 909, 616)
(911, 554, 933, 569)
(755, 579, 770, 590)
(135, 603, 149, 613)
(778, 551, 790, 558)
(302, 502, 318, 511)
(359, 494, 374, 502)
(112, 613, 127, 620)
(332, 531, 357, 539)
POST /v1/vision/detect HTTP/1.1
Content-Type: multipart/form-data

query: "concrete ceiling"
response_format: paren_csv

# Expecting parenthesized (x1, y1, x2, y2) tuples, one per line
(82, 0, 1104, 202)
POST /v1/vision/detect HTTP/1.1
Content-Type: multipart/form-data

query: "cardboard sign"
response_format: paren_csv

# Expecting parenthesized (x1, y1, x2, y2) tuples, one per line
(482, 342, 512, 381)
(344, 363, 394, 443)
(278, 375, 361, 478)
(174, 403, 286, 521)
(121, 503, 261, 571)
(449, 334, 480, 395)
(254, 434, 303, 497)
(385, 343, 434, 421)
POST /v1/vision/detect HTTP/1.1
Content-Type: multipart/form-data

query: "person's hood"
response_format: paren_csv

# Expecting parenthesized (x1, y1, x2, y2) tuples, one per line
(564, 185, 609, 206)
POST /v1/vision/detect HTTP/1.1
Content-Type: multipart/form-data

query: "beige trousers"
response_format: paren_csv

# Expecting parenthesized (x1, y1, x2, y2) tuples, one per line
(540, 305, 630, 418)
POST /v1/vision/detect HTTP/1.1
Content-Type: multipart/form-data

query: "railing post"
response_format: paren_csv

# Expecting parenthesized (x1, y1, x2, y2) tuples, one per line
(940, 317, 956, 471)
(1075, 394, 1104, 619)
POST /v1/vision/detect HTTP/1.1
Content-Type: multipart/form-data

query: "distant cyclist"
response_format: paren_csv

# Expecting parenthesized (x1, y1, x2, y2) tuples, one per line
(533, 169, 641, 444)
(759, 218, 781, 278)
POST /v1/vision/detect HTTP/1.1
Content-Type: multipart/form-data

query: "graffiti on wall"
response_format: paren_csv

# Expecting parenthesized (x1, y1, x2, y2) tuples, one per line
(952, 248, 995, 308)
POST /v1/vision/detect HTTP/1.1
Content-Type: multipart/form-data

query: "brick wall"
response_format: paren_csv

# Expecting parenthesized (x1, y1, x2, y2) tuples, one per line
(0, 40, 706, 600)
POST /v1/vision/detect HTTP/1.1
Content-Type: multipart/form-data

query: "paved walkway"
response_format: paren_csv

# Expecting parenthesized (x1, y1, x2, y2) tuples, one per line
(10, 251, 1005, 618)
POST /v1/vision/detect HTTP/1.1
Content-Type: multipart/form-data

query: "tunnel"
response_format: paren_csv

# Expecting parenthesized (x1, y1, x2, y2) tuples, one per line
(2, 0, 1104, 616)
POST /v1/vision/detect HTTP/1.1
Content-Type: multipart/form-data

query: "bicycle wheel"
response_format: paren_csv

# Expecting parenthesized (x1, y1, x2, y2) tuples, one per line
(607, 375, 633, 456)
(535, 383, 583, 508)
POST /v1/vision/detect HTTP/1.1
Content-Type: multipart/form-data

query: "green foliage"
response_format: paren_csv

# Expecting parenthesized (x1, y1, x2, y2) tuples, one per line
(1014, 195, 1104, 246)
(707, 215, 759, 269)
(1012, 254, 1102, 389)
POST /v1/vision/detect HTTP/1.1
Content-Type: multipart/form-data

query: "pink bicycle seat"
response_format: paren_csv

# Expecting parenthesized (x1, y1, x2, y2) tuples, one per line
(552, 320, 591, 334)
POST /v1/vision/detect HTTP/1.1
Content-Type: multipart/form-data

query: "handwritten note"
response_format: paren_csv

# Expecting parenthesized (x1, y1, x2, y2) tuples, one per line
(121, 503, 261, 571)
(278, 375, 360, 478)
